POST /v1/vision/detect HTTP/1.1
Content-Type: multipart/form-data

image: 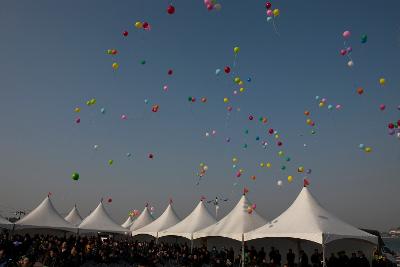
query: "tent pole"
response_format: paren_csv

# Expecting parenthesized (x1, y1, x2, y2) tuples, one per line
(156, 232, 159, 245)
(322, 234, 327, 267)
(190, 234, 194, 254)
(241, 234, 245, 267)
(297, 238, 301, 265)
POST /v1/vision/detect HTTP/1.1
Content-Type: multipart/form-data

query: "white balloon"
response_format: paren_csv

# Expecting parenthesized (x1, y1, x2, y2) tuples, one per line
(277, 180, 283, 186)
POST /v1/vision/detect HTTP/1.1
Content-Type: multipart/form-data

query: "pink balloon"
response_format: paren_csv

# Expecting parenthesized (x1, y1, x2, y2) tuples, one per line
(121, 114, 127, 120)
(342, 30, 351, 39)
(379, 104, 386, 111)
(206, 3, 214, 10)
(266, 9, 273, 16)
(163, 85, 168, 91)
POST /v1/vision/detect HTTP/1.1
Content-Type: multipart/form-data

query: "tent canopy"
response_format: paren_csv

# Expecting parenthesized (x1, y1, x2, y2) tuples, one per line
(121, 216, 134, 228)
(129, 206, 154, 231)
(194, 194, 266, 241)
(78, 201, 126, 233)
(15, 196, 76, 232)
(64, 205, 83, 226)
(159, 200, 217, 239)
(132, 203, 180, 237)
(245, 186, 378, 245)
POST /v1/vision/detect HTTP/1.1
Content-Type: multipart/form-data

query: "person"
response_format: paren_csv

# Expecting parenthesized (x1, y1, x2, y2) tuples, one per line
(0, 248, 10, 267)
(42, 249, 58, 267)
(311, 249, 321, 267)
(287, 248, 295, 267)
(348, 252, 358, 267)
(269, 247, 276, 262)
(299, 250, 309, 267)
(275, 249, 282, 266)
(68, 246, 81, 267)
(338, 251, 349, 266)
(17, 256, 32, 267)
(357, 251, 370, 267)
(327, 253, 339, 267)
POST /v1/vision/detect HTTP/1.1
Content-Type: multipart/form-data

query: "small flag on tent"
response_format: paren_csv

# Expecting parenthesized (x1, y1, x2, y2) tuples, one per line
(200, 195, 206, 201)
(243, 187, 249, 195)
(303, 178, 310, 187)
(47, 192, 52, 197)
(169, 198, 173, 204)
(145, 202, 149, 207)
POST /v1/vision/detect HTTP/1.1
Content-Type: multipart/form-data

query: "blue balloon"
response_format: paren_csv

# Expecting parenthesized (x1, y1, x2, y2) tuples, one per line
(215, 69, 221, 75)
(100, 108, 106, 114)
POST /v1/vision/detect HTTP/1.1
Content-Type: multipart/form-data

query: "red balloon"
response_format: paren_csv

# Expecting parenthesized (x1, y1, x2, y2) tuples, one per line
(304, 110, 310, 116)
(357, 88, 364, 95)
(277, 141, 283, 146)
(265, 2, 272, 9)
(248, 115, 254, 120)
(388, 123, 394, 129)
(148, 153, 154, 159)
(167, 5, 175, 14)
(123, 31, 128, 37)
(340, 49, 347, 56)
(167, 69, 173, 75)
(111, 49, 118, 55)
(206, 3, 214, 10)
(224, 66, 231, 74)
(201, 97, 207, 103)
(268, 128, 274, 134)
(379, 104, 386, 111)
(191, 97, 196, 102)
(108, 198, 112, 203)
(143, 22, 149, 29)
(152, 104, 159, 112)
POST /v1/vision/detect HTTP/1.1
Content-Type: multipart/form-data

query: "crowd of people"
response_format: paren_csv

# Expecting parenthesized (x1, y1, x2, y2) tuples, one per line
(0, 232, 394, 267)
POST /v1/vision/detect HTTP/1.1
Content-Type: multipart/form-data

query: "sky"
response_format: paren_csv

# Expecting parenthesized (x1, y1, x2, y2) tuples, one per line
(0, 0, 399, 231)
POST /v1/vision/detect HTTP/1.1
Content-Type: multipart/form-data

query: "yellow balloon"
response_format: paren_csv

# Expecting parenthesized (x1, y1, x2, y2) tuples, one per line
(287, 175, 293, 183)
(365, 147, 372, 153)
(273, 9, 280, 17)
(275, 134, 279, 139)
(234, 77, 240, 84)
(379, 78, 386, 86)
(239, 168, 244, 173)
(238, 81, 244, 85)
(278, 151, 284, 157)
(239, 87, 245, 93)
(90, 98, 96, 105)
(297, 166, 304, 173)
(223, 97, 229, 103)
(319, 102, 325, 107)
(266, 162, 271, 168)
(234, 46, 240, 54)
(260, 162, 265, 167)
(135, 21, 143, 29)
(74, 107, 81, 113)
(232, 157, 238, 163)
(112, 62, 119, 70)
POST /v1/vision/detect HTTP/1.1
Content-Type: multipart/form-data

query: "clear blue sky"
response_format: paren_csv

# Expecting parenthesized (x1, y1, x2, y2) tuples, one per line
(0, 0, 399, 231)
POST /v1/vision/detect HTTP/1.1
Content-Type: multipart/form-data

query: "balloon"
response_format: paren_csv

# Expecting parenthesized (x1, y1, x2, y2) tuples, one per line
(224, 66, 231, 73)
(268, 128, 274, 134)
(267, 17, 272, 22)
(361, 34, 368, 43)
(346, 47, 352, 53)
(75, 118, 81, 124)
(214, 3, 222, 10)
(247, 77, 251, 82)
(111, 49, 118, 55)
(359, 144, 365, 149)
(112, 62, 119, 70)
(379, 78, 386, 86)
(93, 144, 99, 150)
(336, 104, 342, 110)
(340, 49, 347, 56)
(306, 169, 312, 174)
(266, 162, 272, 168)
(201, 97, 207, 103)
(167, 5, 175, 14)
(215, 69, 221, 75)
(388, 123, 394, 129)
(319, 102, 325, 108)
(248, 115, 254, 120)
(227, 106, 233, 112)
(347, 60, 354, 67)
(148, 153, 154, 159)
(251, 175, 256, 180)
(232, 157, 238, 163)
(163, 85, 168, 91)
(266, 2, 272, 9)
(223, 97, 229, 103)
(100, 108, 106, 114)
(304, 110, 310, 116)
(234, 46, 240, 54)
(297, 166, 304, 173)
(108, 198, 112, 203)
(328, 104, 333, 110)
(266, 9, 273, 16)
(273, 9, 280, 17)
(71, 172, 79, 181)
(236, 171, 241, 178)
(379, 104, 386, 111)
(315, 95, 320, 100)
(357, 88, 364, 95)
(126, 153, 132, 157)
(74, 107, 80, 113)
(142, 22, 150, 30)
(152, 104, 159, 112)
(281, 165, 286, 170)
(287, 175, 293, 183)
(108, 160, 114, 165)
(277, 141, 283, 146)
(364, 147, 372, 153)
(135, 21, 143, 29)
(286, 157, 291, 162)
(121, 114, 127, 120)
(167, 69, 173, 75)
(277, 180, 283, 186)
(239, 87, 245, 93)
(234, 77, 240, 83)
(342, 30, 351, 38)
(123, 31, 128, 37)
(140, 60, 146, 65)
(144, 99, 149, 104)
(243, 144, 248, 149)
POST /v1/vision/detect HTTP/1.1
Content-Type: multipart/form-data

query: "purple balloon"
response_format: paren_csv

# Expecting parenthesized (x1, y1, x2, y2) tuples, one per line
(389, 129, 395, 135)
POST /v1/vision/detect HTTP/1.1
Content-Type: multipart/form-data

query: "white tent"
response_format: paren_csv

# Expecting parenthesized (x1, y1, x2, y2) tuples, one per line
(193, 194, 266, 242)
(121, 216, 134, 228)
(129, 206, 154, 231)
(245, 186, 378, 265)
(0, 215, 13, 229)
(15, 196, 76, 232)
(132, 203, 180, 238)
(64, 205, 83, 226)
(159, 200, 217, 240)
(78, 201, 126, 233)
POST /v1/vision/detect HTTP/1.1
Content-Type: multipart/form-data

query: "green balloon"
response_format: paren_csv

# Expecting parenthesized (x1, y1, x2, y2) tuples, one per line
(71, 172, 79, 181)
(281, 165, 286, 170)
(361, 34, 368, 44)
(140, 60, 146, 65)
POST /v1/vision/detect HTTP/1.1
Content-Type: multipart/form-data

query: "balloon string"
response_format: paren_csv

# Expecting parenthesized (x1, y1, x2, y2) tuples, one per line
(272, 17, 280, 36)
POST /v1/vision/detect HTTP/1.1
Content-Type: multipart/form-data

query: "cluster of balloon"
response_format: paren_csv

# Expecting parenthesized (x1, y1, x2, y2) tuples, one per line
(358, 144, 372, 153)
(106, 49, 118, 56)
(187, 96, 207, 103)
(71, 172, 79, 181)
(167, 4, 175, 14)
(205, 130, 217, 137)
(151, 104, 159, 112)
(316, 96, 342, 111)
(203, 0, 222, 11)
(197, 163, 209, 178)
(388, 120, 400, 138)
(130, 209, 140, 217)
(247, 203, 257, 214)
(134, 21, 151, 31)
(340, 30, 354, 67)
(265, 1, 280, 20)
